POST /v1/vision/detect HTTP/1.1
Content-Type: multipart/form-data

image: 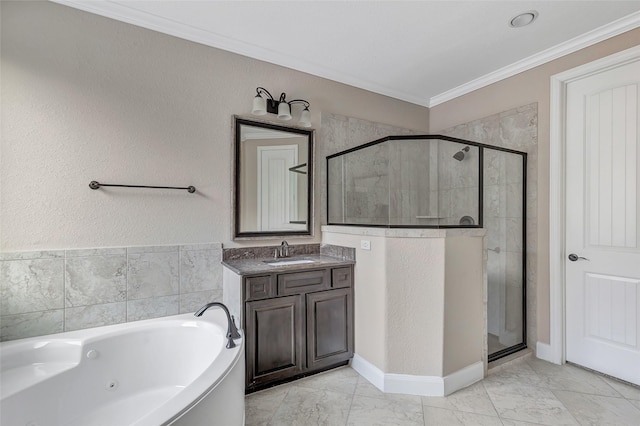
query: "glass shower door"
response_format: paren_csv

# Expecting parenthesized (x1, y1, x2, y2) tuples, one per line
(484, 148, 526, 360)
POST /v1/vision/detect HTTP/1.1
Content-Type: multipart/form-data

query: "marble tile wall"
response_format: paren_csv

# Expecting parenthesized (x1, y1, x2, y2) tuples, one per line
(323, 113, 483, 227)
(388, 139, 435, 225)
(329, 138, 441, 226)
(320, 113, 419, 225)
(441, 103, 538, 350)
(437, 140, 481, 225)
(0, 243, 223, 341)
(344, 142, 390, 225)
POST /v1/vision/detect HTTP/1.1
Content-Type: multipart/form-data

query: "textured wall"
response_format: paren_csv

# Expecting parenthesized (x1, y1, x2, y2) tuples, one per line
(323, 226, 484, 377)
(321, 229, 389, 371)
(443, 236, 484, 376)
(0, 1, 429, 252)
(385, 236, 446, 376)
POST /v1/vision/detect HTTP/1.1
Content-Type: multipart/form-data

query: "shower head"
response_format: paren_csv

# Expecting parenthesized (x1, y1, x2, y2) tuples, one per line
(453, 146, 470, 161)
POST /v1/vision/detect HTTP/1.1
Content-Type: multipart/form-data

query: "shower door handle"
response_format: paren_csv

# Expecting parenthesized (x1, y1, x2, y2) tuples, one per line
(568, 253, 589, 262)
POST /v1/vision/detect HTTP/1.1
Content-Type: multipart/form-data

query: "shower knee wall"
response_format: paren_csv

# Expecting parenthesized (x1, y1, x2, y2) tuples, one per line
(322, 226, 485, 396)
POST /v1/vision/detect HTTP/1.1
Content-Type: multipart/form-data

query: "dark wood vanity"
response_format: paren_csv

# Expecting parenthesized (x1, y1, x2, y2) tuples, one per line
(222, 249, 355, 393)
(243, 266, 353, 391)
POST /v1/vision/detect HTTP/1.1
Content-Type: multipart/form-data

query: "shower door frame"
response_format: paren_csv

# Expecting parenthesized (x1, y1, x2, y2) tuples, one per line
(484, 145, 528, 362)
(325, 135, 528, 362)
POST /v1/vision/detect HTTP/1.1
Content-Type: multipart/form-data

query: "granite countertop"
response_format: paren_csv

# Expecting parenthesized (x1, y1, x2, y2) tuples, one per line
(222, 254, 355, 276)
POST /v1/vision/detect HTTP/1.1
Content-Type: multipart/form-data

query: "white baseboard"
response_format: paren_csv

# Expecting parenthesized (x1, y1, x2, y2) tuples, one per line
(536, 341, 558, 364)
(443, 361, 484, 396)
(351, 354, 385, 391)
(352, 354, 483, 397)
(385, 373, 444, 396)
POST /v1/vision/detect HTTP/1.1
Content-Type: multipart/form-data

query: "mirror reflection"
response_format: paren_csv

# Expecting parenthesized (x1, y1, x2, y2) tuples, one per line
(234, 118, 313, 238)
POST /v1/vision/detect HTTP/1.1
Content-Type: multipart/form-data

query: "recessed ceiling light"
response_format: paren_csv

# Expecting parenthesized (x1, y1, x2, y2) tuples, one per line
(509, 11, 538, 28)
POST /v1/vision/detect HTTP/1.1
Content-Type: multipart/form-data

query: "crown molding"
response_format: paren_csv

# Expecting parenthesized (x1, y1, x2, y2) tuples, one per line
(50, 0, 432, 107)
(428, 10, 640, 107)
(51, 1, 639, 110)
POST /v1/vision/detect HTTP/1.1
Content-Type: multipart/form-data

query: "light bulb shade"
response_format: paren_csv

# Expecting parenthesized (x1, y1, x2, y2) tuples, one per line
(277, 102, 292, 120)
(298, 107, 312, 127)
(252, 95, 267, 115)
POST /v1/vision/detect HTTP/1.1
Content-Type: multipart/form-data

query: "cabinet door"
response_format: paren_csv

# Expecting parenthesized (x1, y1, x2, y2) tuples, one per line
(245, 295, 304, 389)
(306, 288, 353, 371)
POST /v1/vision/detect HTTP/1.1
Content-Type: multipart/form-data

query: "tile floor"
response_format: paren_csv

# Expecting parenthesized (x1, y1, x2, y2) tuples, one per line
(245, 354, 640, 425)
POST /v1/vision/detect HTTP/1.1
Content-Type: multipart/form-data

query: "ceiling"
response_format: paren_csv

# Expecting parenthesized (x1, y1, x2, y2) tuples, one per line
(52, 1, 640, 107)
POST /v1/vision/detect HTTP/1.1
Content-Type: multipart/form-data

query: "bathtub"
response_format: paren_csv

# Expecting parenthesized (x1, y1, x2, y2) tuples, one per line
(0, 310, 244, 426)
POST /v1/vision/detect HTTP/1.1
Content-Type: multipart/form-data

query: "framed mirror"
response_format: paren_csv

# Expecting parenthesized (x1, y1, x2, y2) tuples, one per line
(234, 117, 313, 239)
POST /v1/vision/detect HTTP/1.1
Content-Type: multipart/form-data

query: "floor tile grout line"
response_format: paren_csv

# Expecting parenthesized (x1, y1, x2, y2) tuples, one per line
(266, 386, 290, 426)
(481, 379, 506, 424)
(548, 388, 590, 425)
(522, 358, 631, 400)
(344, 374, 359, 426)
(529, 357, 640, 398)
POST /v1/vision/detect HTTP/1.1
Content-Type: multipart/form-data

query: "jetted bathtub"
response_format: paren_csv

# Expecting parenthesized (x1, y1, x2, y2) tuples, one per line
(0, 310, 244, 426)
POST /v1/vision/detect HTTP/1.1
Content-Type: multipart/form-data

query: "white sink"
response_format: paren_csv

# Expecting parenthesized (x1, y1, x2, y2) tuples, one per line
(264, 259, 316, 266)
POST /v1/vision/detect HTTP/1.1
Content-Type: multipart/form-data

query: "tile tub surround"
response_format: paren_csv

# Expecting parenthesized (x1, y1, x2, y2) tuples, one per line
(0, 243, 223, 341)
(245, 356, 640, 426)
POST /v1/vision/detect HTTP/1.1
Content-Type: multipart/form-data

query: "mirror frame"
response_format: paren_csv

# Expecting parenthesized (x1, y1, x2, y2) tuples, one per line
(233, 117, 314, 239)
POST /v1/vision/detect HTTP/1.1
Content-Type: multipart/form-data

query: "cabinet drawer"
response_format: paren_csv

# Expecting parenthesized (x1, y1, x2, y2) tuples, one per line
(331, 267, 352, 288)
(245, 275, 275, 300)
(278, 269, 329, 296)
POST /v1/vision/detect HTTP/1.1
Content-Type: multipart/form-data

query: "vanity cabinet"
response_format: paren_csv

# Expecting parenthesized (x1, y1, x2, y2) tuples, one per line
(243, 265, 354, 391)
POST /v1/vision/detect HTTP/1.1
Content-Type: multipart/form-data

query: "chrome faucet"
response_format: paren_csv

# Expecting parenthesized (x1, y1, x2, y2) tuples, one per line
(194, 302, 241, 349)
(279, 240, 290, 258)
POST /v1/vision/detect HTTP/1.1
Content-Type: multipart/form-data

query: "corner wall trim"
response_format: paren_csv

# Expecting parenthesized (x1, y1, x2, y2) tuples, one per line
(352, 354, 483, 397)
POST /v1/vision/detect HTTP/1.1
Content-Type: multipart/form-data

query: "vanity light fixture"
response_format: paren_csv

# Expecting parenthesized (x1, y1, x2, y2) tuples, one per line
(251, 87, 312, 127)
(509, 10, 538, 28)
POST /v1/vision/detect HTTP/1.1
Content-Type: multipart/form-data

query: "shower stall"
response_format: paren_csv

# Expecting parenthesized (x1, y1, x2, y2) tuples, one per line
(327, 135, 527, 361)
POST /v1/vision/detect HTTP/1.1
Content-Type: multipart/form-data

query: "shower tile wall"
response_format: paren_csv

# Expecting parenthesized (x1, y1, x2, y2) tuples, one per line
(389, 140, 436, 225)
(0, 243, 223, 341)
(437, 141, 480, 226)
(441, 103, 538, 350)
(344, 142, 390, 225)
(320, 113, 419, 225)
(322, 112, 483, 227)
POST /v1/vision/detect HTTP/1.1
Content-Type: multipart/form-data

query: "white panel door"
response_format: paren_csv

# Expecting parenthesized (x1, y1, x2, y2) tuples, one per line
(565, 59, 640, 385)
(257, 145, 301, 231)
